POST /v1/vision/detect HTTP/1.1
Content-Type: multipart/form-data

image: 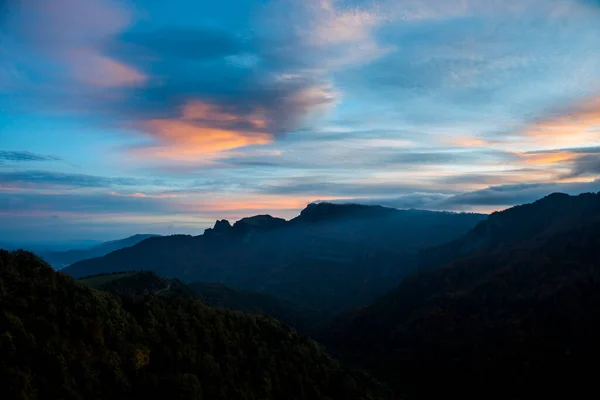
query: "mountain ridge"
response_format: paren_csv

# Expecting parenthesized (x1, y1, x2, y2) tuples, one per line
(62, 203, 486, 315)
(322, 191, 600, 398)
(419, 191, 600, 271)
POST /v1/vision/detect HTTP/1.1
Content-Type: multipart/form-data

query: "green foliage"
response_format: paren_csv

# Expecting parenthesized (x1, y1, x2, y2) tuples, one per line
(0, 250, 389, 400)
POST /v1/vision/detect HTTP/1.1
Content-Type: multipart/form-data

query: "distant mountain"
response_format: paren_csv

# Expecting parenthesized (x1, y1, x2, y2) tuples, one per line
(62, 203, 485, 315)
(0, 250, 389, 400)
(38, 234, 160, 269)
(322, 192, 600, 398)
(419, 192, 600, 270)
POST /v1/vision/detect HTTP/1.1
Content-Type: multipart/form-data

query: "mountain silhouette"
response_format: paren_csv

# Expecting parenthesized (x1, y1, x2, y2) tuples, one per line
(323, 191, 600, 399)
(61, 203, 485, 315)
(419, 192, 600, 271)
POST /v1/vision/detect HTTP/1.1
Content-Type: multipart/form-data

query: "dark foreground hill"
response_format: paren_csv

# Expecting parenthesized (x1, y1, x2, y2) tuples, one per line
(189, 282, 325, 334)
(63, 203, 485, 314)
(323, 192, 600, 399)
(0, 251, 389, 400)
(76, 271, 322, 335)
(39, 234, 160, 269)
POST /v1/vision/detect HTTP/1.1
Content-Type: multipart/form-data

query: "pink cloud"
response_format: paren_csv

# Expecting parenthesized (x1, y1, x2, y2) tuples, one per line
(67, 49, 146, 88)
(12, 0, 146, 88)
(133, 100, 274, 160)
(108, 191, 178, 199)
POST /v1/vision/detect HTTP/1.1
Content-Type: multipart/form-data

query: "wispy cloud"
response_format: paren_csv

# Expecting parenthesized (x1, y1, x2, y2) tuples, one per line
(0, 170, 156, 189)
(7, 0, 145, 89)
(440, 180, 600, 209)
(0, 151, 61, 163)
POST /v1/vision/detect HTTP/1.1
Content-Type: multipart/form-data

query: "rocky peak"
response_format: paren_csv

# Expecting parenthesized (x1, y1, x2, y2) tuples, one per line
(204, 219, 233, 236)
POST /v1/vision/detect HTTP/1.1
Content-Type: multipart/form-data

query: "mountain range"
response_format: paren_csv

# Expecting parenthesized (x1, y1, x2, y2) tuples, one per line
(62, 203, 485, 314)
(3, 192, 600, 399)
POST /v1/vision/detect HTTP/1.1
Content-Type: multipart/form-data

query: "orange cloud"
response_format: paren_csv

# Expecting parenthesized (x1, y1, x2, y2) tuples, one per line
(137, 100, 274, 160)
(199, 195, 337, 213)
(181, 101, 268, 130)
(445, 135, 491, 148)
(520, 97, 600, 148)
(519, 151, 578, 166)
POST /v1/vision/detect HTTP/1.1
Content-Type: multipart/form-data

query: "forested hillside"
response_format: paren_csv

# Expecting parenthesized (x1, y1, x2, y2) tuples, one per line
(323, 192, 600, 399)
(77, 271, 322, 334)
(0, 251, 389, 400)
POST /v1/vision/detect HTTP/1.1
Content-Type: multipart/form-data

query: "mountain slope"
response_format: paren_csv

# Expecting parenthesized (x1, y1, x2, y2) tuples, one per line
(77, 271, 321, 334)
(323, 192, 600, 398)
(62, 203, 485, 314)
(39, 234, 160, 269)
(419, 192, 600, 270)
(0, 250, 389, 400)
(189, 282, 325, 334)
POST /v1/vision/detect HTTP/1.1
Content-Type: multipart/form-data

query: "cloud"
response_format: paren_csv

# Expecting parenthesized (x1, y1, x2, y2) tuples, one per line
(563, 154, 600, 179)
(0, 170, 156, 188)
(325, 192, 454, 210)
(525, 146, 600, 155)
(441, 180, 600, 208)
(132, 100, 273, 160)
(258, 179, 436, 197)
(7, 0, 145, 89)
(3, 0, 342, 160)
(0, 191, 176, 215)
(118, 27, 247, 62)
(0, 151, 61, 162)
(199, 194, 334, 213)
(517, 96, 600, 148)
(331, 179, 600, 212)
(67, 48, 145, 88)
(301, 0, 393, 66)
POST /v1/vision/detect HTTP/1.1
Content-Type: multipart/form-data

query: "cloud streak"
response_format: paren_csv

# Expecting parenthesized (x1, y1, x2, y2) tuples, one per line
(0, 170, 157, 189)
(0, 151, 61, 163)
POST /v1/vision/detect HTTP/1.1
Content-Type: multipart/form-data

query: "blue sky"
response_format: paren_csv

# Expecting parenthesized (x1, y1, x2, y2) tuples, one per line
(1, 0, 600, 242)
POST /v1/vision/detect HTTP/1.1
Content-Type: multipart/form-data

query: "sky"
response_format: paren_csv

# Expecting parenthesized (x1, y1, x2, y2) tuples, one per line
(1, 0, 600, 242)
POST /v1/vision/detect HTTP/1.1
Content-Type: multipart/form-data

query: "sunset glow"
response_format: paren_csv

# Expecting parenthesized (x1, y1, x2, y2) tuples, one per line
(1, 0, 600, 242)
